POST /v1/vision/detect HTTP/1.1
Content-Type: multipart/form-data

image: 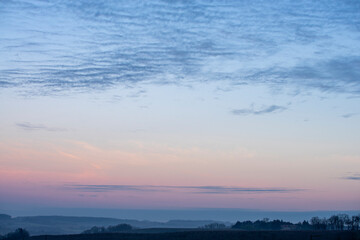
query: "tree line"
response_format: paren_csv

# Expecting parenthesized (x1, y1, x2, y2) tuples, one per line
(310, 214, 360, 231)
(82, 223, 133, 234)
(231, 214, 360, 231)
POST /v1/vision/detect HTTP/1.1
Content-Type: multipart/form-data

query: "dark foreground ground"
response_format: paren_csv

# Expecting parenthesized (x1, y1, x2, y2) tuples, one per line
(31, 230, 360, 240)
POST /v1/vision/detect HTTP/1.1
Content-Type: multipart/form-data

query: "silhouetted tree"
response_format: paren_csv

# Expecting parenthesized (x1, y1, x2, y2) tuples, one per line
(343, 215, 351, 230)
(328, 215, 339, 230)
(201, 223, 226, 229)
(296, 220, 312, 230)
(107, 224, 132, 232)
(310, 217, 327, 230)
(351, 215, 360, 231)
(82, 226, 106, 234)
(82, 224, 132, 234)
(232, 219, 298, 231)
(4, 229, 29, 240)
(338, 214, 349, 230)
(326, 214, 351, 230)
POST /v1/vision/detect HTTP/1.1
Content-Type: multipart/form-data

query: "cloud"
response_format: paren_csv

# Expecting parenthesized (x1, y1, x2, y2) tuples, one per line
(232, 105, 287, 116)
(249, 57, 360, 95)
(63, 184, 304, 194)
(1, 1, 359, 95)
(342, 113, 358, 118)
(343, 173, 360, 181)
(16, 122, 66, 132)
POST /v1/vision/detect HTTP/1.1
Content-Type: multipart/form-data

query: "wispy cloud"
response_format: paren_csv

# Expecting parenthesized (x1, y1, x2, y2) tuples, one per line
(63, 184, 304, 194)
(342, 113, 358, 119)
(1, 1, 359, 95)
(343, 173, 360, 181)
(248, 57, 360, 95)
(16, 122, 66, 132)
(232, 105, 287, 116)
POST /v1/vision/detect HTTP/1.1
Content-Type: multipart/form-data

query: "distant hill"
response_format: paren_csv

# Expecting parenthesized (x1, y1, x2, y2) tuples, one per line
(0, 215, 222, 235)
(0, 214, 11, 220)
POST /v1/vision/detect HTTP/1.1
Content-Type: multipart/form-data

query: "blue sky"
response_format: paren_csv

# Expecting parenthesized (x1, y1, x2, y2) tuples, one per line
(0, 0, 359, 215)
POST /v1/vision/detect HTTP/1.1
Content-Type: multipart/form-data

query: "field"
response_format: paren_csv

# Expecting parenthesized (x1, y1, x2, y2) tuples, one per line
(31, 230, 360, 240)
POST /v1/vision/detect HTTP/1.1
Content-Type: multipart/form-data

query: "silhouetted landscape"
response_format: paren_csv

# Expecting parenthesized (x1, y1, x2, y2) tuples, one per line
(1, 213, 359, 240)
(0, 214, 222, 235)
(2, 228, 360, 240)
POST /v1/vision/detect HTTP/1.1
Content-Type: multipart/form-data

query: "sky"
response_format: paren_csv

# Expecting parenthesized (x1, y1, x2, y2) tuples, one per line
(0, 0, 360, 218)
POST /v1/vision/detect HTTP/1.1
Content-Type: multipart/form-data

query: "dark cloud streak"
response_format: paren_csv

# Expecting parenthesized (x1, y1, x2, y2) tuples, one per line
(343, 173, 360, 181)
(342, 113, 358, 118)
(63, 184, 305, 194)
(16, 122, 66, 132)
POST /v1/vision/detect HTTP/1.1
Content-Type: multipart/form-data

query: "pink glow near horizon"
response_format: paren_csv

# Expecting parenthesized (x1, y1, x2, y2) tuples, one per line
(1, 0, 360, 214)
(1, 139, 359, 211)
